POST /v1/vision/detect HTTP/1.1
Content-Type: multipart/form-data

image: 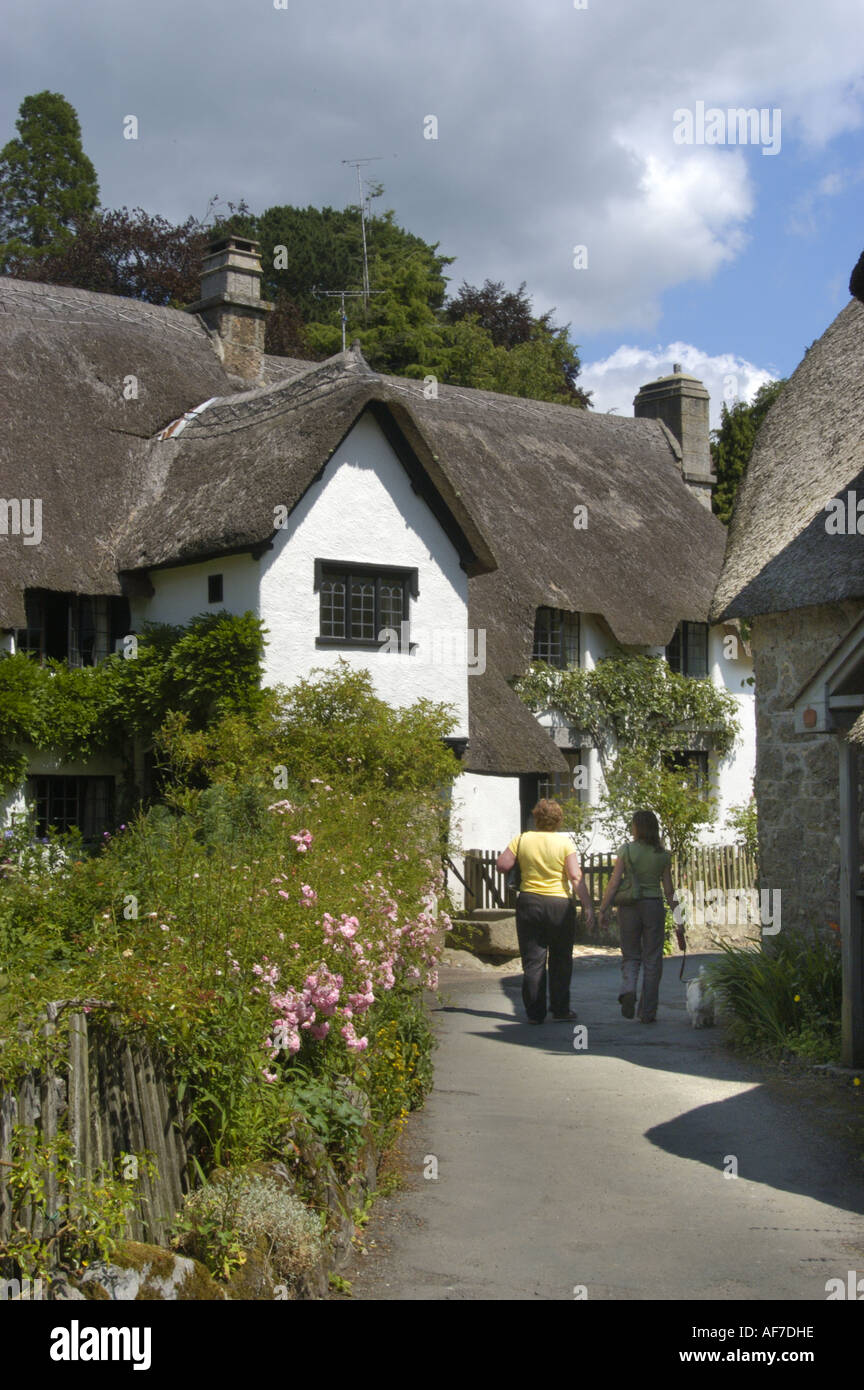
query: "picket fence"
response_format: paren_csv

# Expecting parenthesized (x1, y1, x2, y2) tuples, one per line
(455, 843, 757, 914)
(0, 1001, 189, 1255)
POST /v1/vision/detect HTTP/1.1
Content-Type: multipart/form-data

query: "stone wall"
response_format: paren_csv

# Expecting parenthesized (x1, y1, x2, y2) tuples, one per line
(752, 599, 864, 934)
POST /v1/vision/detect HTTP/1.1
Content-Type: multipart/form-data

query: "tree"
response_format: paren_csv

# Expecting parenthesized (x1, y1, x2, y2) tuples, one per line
(445, 278, 591, 406)
(220, 200, 452, 327)
(711, 379, 787, 525)
(600, 750, 718, 860)
(515, 654, 740, 778)
(0, 92, 99, 268)
(4, 206, 208, 306)
(515, 654, 741, 858)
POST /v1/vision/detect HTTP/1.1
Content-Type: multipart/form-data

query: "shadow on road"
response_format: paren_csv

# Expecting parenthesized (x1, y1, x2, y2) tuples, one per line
(432, 953, 864, 1218)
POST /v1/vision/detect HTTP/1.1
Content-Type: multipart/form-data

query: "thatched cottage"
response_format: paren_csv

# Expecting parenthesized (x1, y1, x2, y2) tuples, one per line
(710, 252, 864, 1063)
(0, 236, 753, 865)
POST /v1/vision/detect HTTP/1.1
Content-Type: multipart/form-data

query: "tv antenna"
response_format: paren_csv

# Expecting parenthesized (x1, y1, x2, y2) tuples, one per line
(313, 286, 383, 352)
(341, 155, 395, 305)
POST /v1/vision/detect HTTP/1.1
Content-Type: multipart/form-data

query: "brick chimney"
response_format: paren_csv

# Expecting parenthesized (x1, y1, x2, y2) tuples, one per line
(187, 235, 272, 382)
(633, 363, 714, 509)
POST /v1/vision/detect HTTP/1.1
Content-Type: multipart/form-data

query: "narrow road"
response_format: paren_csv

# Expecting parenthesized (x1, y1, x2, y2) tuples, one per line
(346, 953, 864, 1301)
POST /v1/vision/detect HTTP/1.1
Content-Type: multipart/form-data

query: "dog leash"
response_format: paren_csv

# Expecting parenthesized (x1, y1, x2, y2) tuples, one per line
(676, 926, 688, 980)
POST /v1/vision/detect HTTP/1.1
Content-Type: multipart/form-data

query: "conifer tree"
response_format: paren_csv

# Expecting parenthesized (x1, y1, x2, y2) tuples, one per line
(0, 91, 99, 268)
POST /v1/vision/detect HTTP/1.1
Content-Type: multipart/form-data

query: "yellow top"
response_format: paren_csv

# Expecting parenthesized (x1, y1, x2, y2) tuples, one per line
(507, 830, 575, 897)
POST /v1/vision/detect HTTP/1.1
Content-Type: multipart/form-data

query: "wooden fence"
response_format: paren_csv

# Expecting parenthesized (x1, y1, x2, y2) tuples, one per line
(0, 1001, 189, 1256)
(454, 844, 757, 913)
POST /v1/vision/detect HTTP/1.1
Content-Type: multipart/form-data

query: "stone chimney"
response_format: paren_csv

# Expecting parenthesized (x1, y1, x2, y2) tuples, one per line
(187, 235, 272, 382)
(633, 363, 714, 509)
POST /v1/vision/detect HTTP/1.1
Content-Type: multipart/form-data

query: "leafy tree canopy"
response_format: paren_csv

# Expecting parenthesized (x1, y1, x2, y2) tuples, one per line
(4, 205, 209, 306)
(516, 654, 741, 859)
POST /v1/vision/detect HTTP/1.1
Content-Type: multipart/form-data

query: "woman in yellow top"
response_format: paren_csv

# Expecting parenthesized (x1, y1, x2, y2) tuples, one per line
(496, 799, 596, 1024)
(598, 810, 680, 1024)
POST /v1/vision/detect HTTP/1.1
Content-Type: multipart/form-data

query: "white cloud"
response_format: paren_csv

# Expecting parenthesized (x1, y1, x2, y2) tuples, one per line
(581, 344, 778, 430)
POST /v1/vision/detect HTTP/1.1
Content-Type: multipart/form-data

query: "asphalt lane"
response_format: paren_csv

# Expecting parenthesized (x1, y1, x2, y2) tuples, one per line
(346, 952, 864, 1301)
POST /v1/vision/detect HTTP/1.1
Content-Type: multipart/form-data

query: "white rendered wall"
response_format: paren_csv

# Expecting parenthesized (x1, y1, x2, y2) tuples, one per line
(258, 411, 471, 736)
(128, 551, 260, 628)
(451, 771, 522, 853)
(127, 412, 471, 735)
(708, 624, 756, 825)
(449, 771, 521, 910)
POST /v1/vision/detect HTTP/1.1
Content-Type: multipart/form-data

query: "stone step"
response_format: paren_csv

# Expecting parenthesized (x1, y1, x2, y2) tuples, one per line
(447, 916, 520, 958)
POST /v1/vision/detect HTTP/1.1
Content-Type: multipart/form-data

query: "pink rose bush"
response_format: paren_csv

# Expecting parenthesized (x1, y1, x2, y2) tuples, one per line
(252, 801, 446, 1080)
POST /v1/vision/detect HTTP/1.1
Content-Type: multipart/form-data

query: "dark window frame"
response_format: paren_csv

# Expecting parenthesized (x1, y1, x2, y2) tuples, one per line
(537, 751, 588, 807)
(665, 621, 709, 679)
(313, 559, 418, 651)
(26, 774, 115, 842)
(14, 590, 130, 666)
(208, 574, 224, 604)
(532, 607, 580, 669)
(662, 750, 710, 798)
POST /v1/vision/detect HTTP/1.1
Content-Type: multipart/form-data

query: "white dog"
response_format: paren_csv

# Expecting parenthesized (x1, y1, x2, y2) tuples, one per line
(685, 967, 717, 1028)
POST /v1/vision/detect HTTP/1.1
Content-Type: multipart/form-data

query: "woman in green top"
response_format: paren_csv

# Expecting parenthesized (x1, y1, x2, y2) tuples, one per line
(598, 810, 680, 1023)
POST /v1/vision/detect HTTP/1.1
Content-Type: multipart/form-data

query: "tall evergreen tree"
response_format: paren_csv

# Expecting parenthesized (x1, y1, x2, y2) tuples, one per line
(711, 378, 787, 525)
(0, 91, 99, 268)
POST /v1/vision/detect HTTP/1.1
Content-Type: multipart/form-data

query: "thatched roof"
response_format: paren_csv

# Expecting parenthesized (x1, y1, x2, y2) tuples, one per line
(711, 296, 864, 621)
(468, 663, 569, 775)
(374, 371, 724, 662)
(0, 276, 233, 627)
(1, 274, 728, 775)
(115, 349, 496, 577)
(847, 711, 864, 747)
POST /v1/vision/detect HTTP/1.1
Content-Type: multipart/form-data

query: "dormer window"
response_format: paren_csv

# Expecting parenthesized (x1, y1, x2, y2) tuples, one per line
(666, 621, 709, 678)
(532, 608, 579, 668)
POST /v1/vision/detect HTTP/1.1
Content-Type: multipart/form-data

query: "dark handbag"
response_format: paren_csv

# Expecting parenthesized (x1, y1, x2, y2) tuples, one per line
(506, 835, 523, 895)
(613, 842, 642, 905)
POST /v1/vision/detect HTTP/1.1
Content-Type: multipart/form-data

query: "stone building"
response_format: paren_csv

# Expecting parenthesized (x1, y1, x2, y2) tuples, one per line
(711, 252, 864, 1063)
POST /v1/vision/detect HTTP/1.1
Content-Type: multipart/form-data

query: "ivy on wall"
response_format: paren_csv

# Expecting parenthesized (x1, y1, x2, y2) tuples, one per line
(0, 611, 267, 793)
(514, 653, 740, 775)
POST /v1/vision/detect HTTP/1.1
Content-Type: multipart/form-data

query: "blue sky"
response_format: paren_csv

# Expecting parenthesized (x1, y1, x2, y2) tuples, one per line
(1, 0, 862, 423)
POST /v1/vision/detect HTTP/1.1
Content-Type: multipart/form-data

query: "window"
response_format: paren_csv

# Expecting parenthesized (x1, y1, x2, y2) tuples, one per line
(208, 574, 223, 604)
(666, 621, 709, 678)
(27, 775, 115, 841)
(314, 561, 418, 649)
(532, 608, 579, 668)
(14, 591, 130, 666)
(537, 752, 587, 806)
(663, 750, 710, 796)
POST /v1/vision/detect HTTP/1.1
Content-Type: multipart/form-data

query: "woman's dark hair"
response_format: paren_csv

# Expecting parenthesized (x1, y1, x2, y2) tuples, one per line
(631, 809, 663, 850)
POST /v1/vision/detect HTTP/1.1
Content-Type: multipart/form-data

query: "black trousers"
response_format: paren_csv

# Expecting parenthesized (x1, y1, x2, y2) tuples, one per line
(515, 892, 576, 1021)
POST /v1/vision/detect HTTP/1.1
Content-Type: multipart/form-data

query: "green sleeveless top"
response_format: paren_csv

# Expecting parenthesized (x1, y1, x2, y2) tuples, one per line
(621, 839, 672, 898)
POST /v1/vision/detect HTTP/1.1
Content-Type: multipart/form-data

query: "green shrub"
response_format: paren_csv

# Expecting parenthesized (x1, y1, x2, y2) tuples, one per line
(173, 1171, 324, 1289)
(705, 929, 841, 1061)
